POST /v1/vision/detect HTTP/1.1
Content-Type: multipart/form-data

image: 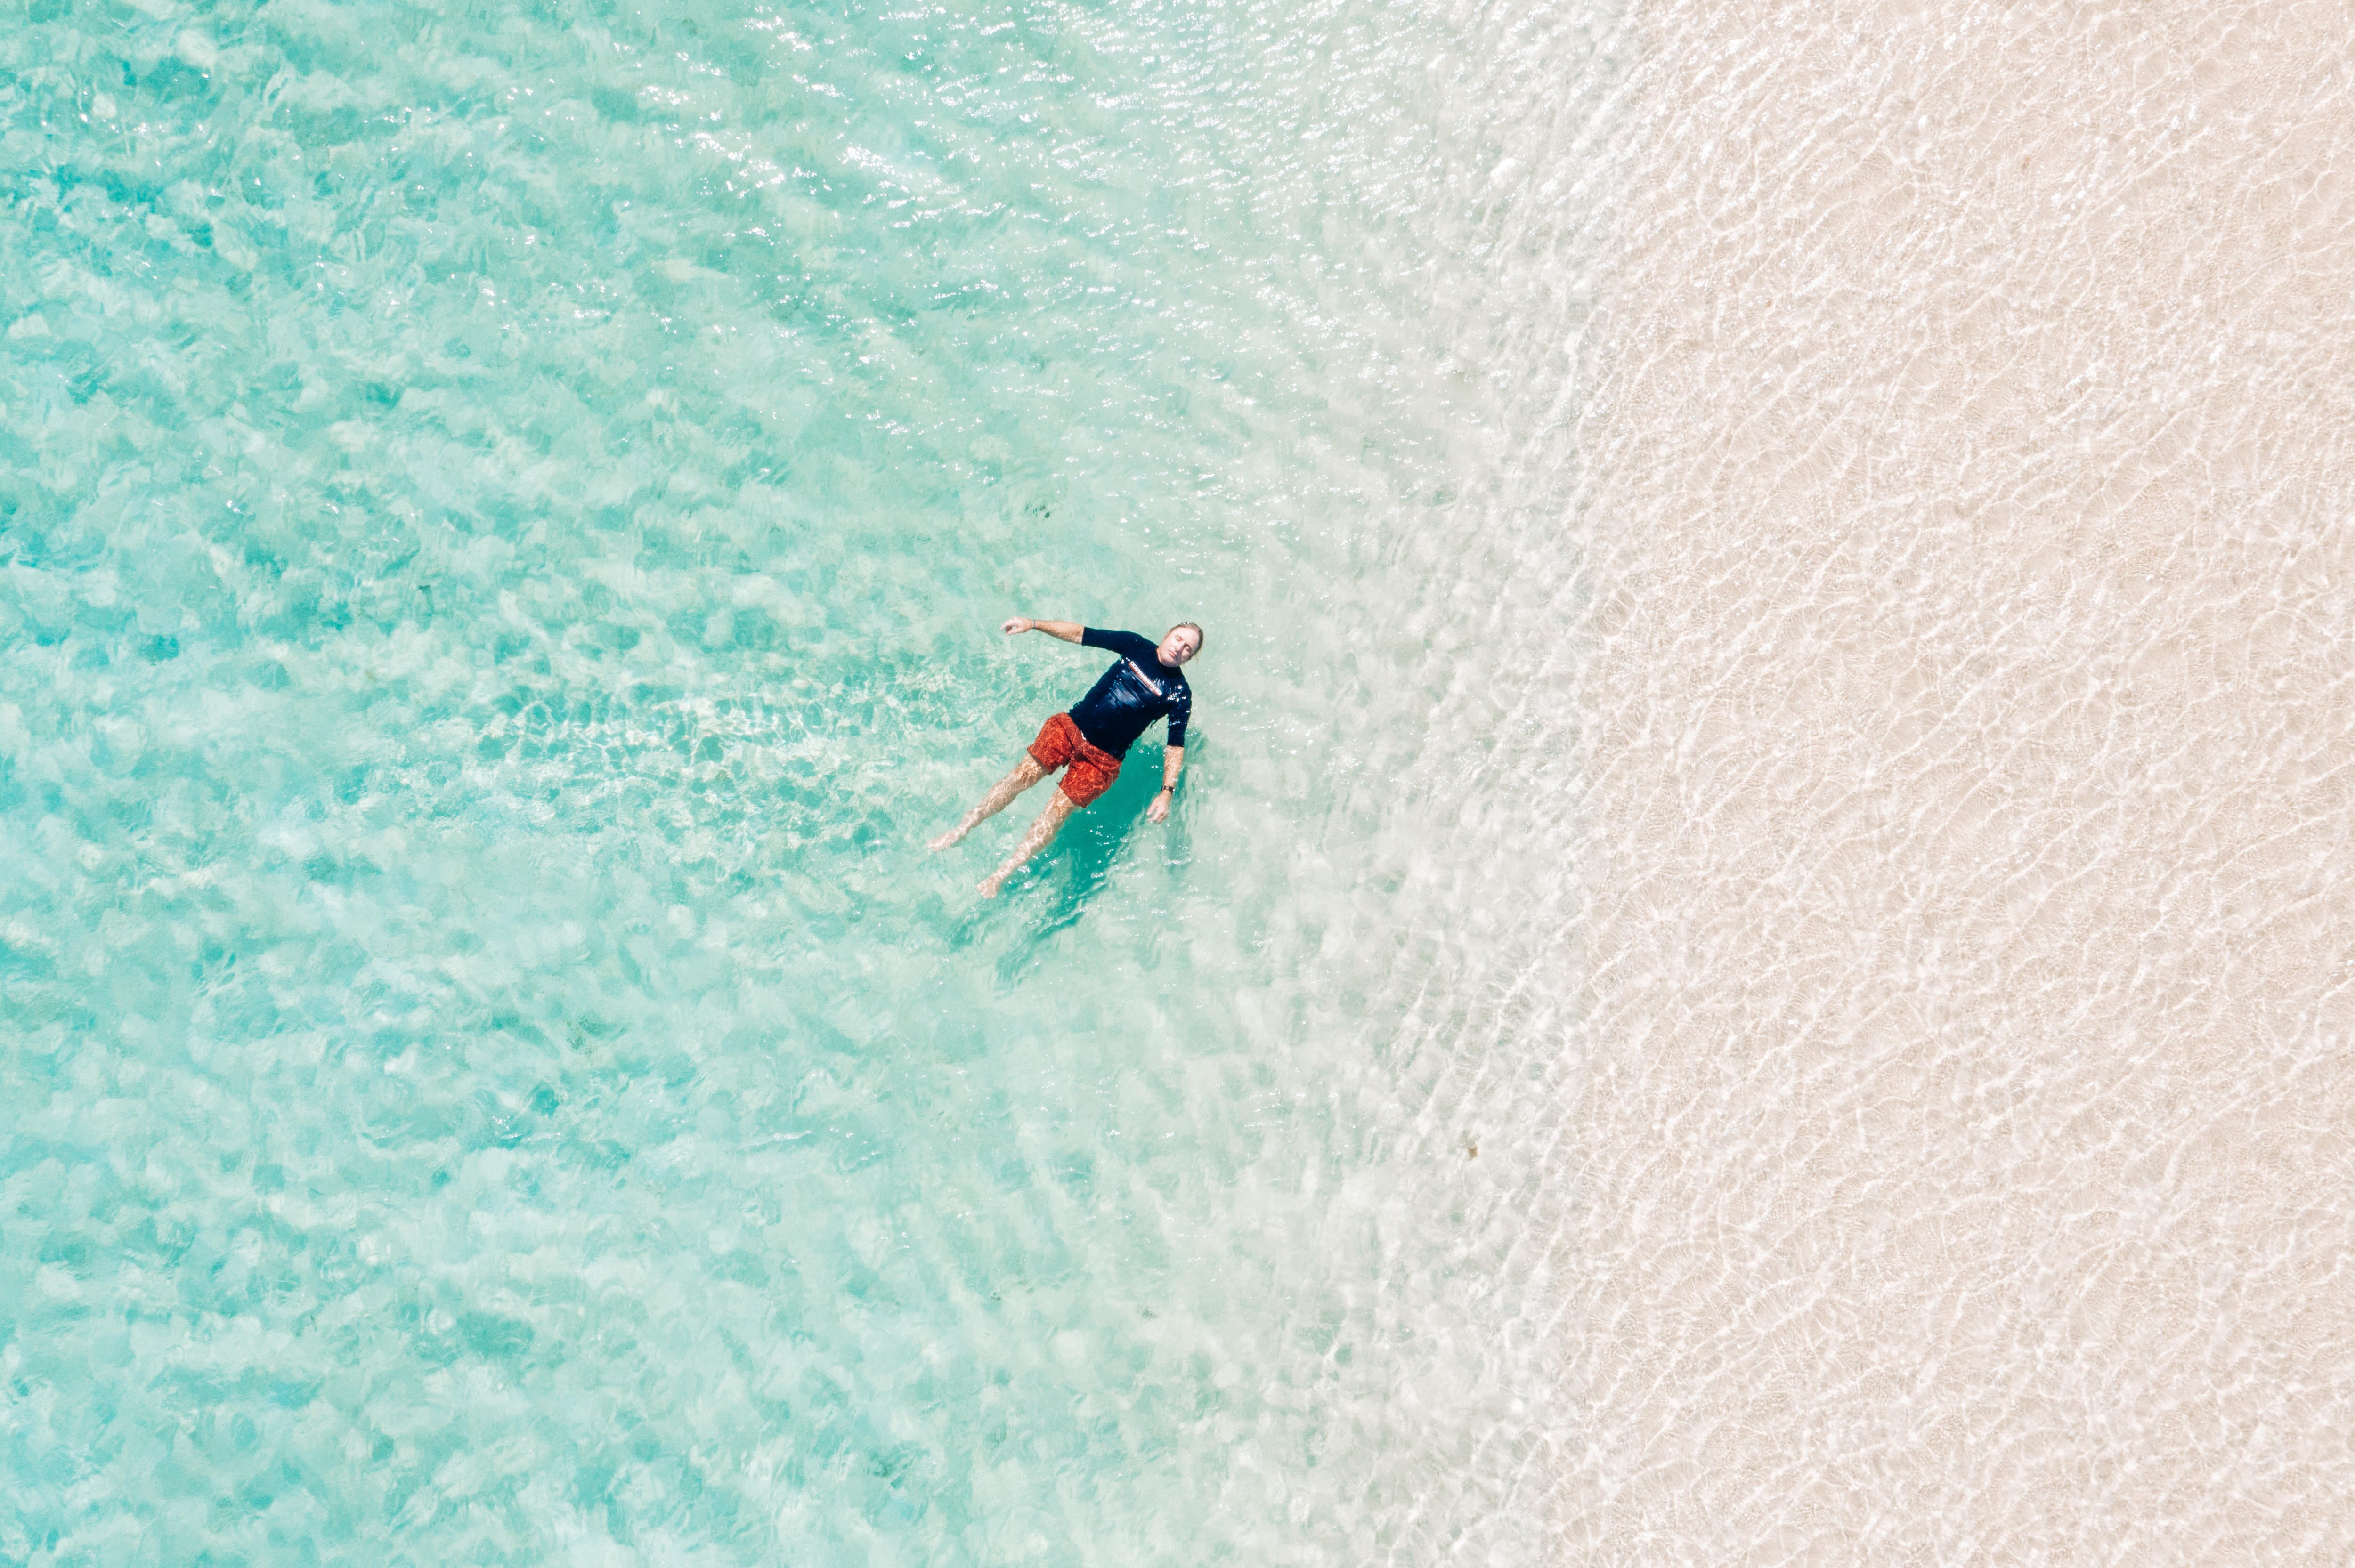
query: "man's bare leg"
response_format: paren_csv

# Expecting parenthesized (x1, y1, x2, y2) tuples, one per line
(979, 790, 1077, 897)
(929, 755, 1048, 851)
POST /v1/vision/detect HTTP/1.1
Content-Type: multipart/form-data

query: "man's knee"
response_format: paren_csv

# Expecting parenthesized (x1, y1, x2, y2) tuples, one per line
(1016, 754, 1048, 783)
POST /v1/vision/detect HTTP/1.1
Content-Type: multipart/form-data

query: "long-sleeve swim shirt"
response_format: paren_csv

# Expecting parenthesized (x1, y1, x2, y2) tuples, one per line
(1069, 628, 1192, 757)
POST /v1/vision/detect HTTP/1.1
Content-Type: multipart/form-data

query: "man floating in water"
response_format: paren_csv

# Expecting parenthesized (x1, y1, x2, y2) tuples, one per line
(930, 617, 1202, 897)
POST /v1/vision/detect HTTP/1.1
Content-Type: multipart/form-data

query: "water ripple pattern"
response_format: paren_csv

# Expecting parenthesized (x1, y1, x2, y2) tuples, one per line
(2, 0, 1616, 1562)
(1564, 0, 2355, 1560)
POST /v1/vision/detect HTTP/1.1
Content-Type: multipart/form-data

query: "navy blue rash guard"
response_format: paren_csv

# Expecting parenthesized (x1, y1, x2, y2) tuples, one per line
(1068, 628, 1192, 757)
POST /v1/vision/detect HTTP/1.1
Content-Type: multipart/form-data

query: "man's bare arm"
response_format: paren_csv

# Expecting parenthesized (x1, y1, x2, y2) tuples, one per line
(1002, 617, 1083, 643)
(1147, 745, 1183, 823)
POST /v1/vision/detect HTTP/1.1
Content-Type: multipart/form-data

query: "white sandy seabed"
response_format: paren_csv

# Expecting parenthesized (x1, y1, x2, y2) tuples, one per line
(1542, 0, 2355, 1560)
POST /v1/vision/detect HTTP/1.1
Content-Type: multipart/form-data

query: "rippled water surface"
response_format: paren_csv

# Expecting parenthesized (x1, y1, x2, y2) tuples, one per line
(1564, 1, 2355, 1560)
(23, 0, 2338, 1560)
(2, 0, 1611, 1560)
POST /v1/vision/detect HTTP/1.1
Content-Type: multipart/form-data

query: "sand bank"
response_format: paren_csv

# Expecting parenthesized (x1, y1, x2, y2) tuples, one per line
(1565, 0, 2355, 1557)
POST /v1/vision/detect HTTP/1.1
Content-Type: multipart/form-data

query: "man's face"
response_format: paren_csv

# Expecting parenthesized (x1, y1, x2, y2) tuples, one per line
(1159, 626, 1202, 666)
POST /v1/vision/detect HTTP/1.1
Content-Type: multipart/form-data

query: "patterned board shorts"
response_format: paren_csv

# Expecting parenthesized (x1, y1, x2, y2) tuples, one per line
(1027, 711, 1121, 807)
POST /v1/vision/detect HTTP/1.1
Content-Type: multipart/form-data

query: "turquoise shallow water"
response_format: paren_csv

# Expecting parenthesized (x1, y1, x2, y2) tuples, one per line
(2, 0, 1615, 1560)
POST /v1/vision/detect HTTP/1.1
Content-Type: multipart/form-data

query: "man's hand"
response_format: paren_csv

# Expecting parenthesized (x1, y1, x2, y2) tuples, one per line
(1001, 616, 1032, 635)
(1147, 789, 1173, 824)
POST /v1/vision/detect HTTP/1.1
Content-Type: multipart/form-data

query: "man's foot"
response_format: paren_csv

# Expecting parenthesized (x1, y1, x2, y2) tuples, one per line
(977, 874, 1005, 898)
(928, 826, 966, 852)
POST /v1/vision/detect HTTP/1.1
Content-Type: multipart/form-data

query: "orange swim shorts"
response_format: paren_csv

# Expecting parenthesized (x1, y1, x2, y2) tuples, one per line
(1028, 711, 1121, 807)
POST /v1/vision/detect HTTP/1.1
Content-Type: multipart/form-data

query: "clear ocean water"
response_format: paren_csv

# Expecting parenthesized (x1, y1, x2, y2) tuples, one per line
(2, 0, 1613, 1560)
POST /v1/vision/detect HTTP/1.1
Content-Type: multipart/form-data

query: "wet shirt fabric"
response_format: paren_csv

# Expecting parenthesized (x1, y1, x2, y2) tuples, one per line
(1069, 628, 1192, 756)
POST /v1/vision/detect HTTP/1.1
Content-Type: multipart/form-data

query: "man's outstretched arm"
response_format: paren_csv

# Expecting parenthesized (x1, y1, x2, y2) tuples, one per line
(1002, 617, 1084, 643)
